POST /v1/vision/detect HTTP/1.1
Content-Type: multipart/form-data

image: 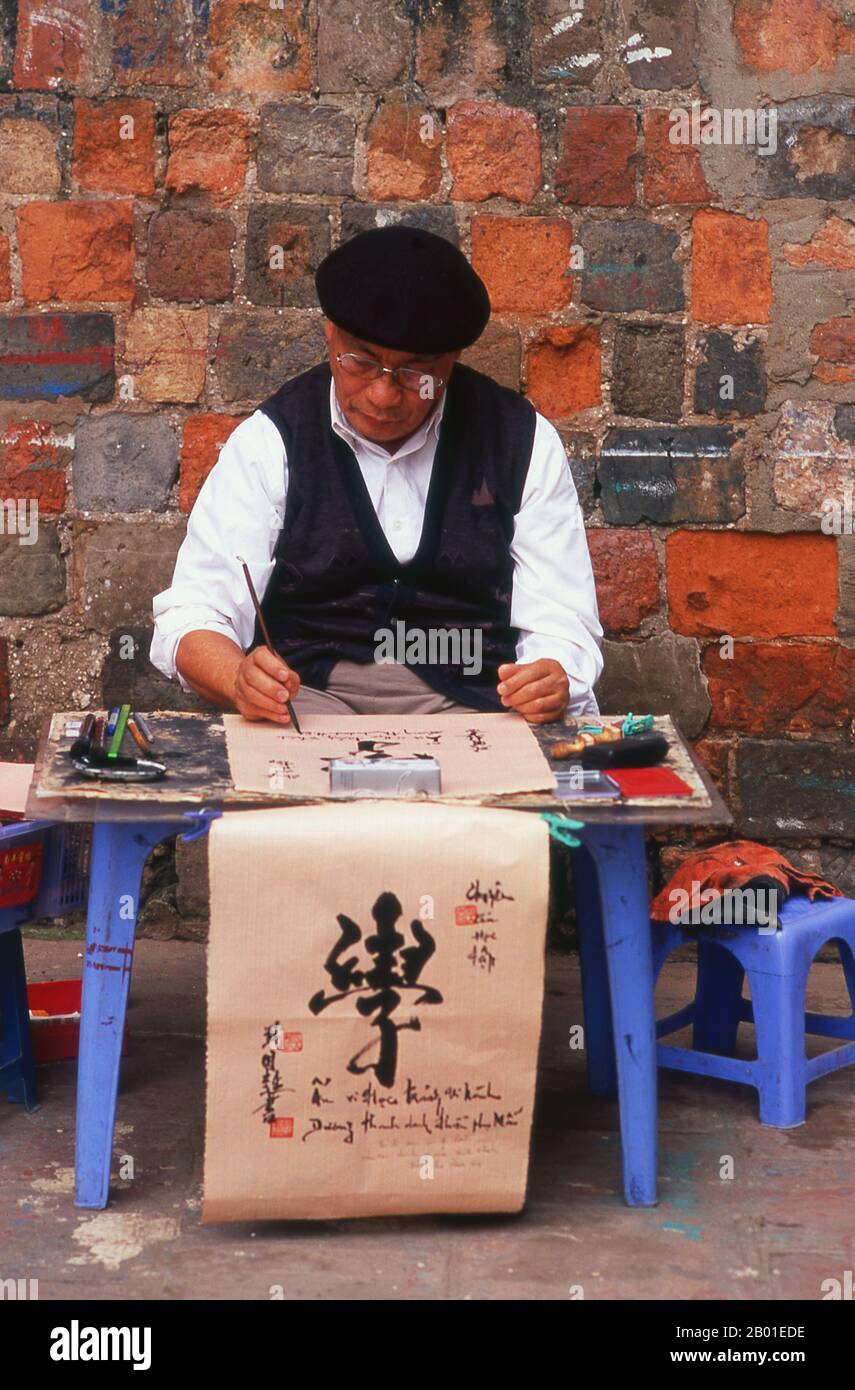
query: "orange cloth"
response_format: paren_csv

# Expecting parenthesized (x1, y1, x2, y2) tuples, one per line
(650, 839, 842, 923)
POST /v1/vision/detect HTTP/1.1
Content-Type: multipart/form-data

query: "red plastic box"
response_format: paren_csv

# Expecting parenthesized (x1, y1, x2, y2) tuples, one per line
(27, 979, 129, 1064)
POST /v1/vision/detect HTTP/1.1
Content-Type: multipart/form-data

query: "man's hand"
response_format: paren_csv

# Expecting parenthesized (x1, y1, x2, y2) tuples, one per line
(497, 659, 569, 724)
(233, 646, 301, 724)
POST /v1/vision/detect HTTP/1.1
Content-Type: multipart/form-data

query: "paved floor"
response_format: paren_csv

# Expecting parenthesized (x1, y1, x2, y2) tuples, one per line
(2, 938, 853, 1301)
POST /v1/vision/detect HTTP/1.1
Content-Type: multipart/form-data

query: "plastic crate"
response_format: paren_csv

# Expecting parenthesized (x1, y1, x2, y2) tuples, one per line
(35, 823, 92, 917)
(0, 820, 47, 909)
(27, 978, 129, 1063)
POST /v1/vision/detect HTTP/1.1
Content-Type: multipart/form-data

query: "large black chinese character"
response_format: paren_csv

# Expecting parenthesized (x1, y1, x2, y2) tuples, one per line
(308, 891, 443, 1088)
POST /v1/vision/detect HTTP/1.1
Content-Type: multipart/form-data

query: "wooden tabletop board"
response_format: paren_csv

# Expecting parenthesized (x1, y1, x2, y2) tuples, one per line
(27, 710, 732, 827)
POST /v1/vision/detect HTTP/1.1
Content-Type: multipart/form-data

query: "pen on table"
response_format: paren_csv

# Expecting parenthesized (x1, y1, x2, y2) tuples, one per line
(134, 712, 154, 746)
(107, 703, 131, 760)
(69, 712, 96, 760)
(237, 557, 302, 734)
(127, 713, 152, 755)
(105, 706, 121, 740)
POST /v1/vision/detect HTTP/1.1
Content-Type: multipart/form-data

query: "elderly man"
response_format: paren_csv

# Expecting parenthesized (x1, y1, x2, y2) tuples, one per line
(151, 227, 602, 725)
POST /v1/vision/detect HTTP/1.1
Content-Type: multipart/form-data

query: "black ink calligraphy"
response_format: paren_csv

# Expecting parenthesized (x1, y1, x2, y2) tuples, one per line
(308, 892, 443, 1088)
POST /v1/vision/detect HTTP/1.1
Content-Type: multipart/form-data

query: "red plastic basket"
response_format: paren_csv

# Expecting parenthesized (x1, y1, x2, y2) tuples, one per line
(27, 979, 129, 1063)
(0, 838, 44, 908)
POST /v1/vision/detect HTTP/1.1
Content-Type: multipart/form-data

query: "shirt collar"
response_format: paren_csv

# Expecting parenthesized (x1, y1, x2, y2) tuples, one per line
(329, 374, 447, 460)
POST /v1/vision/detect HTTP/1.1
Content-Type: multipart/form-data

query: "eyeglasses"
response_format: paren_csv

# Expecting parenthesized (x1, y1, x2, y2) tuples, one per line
(335, 352, 445, 398)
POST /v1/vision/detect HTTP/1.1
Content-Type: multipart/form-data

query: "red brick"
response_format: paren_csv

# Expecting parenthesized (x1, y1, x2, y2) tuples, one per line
(666, 531, 838, 638)
(0, 113, 60, 195)
(414, 0, 506, 98)
(209, 0, 310, 94)
(125, 307, 208, 404)
(447, 102, 541, 203)
(525, 326, 601, 417)
(0, 420, 68, 512)
(17, 201, 135, 304)
(555, 107, 637, 207)
(784, 216, 855, 270)
(13, 0, 88, 89)
(180, 414, 246, 512)
(813, 362, 855, 384)
(111, 0, 197, 87)
(810, 314, 855, 382)
(691, 210, 771, 325)
(642, 109, 716, 206)
(587, 529, 660, 636)
(0, 233, 10, 301)
(690, 737, 730, 798)
(471, 216, 574, 314)
(366, 103, 442, 201)
(733, 0, 855, 75)
(704, 641, 855, 734)
(166, 109, 252, 204)
(73, 99, 156, 196)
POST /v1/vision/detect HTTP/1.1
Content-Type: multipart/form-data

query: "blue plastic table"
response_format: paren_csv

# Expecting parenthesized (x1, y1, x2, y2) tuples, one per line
(27, 711, 730, 1210)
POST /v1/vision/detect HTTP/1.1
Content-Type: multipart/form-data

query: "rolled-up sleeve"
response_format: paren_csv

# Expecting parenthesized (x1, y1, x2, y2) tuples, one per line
(510, 413, 604, 716)
(150, 411, 288, 689)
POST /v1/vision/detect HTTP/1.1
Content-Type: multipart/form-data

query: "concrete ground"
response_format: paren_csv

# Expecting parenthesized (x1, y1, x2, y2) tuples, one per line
(3, 936, 854, 1301)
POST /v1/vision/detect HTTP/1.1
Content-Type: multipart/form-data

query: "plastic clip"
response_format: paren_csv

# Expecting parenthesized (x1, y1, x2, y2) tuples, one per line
(621, 712, 654, 737)
(180, 807, 223, 843)
(541, 812, 585, 850)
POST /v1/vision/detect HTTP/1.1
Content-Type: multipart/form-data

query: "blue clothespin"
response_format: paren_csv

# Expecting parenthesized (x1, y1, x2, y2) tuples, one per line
(621, 712, 654, 737)
(541, 813, 585, 849)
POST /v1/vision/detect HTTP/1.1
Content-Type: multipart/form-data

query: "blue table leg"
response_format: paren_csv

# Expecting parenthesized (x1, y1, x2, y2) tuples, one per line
(575, 824, 658, 1207)
(573, 846, 617, 1097)
(75, 820, 186, 1210)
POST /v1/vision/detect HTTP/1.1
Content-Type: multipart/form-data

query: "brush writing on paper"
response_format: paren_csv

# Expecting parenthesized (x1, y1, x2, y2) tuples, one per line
(299, 1075, 524, 1144)
(308, 891, 443, 1088)
(255, 1021, 295, 1126)
(468, 929, 497, 973)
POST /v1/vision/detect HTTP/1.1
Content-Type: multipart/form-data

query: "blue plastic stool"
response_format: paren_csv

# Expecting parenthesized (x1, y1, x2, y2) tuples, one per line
(0, 913, 38, 1108)
(0, 822, 92, 1111)
(648, 896, 855, 1127)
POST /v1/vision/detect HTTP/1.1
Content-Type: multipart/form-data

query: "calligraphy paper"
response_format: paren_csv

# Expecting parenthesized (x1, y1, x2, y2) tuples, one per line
(203, 801, 550, 1221)
(223, 711, 554, 799)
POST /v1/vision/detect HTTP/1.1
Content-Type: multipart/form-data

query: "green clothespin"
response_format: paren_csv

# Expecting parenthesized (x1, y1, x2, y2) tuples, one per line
(541, 813, 585, 849)
(621, 712, 654, 737)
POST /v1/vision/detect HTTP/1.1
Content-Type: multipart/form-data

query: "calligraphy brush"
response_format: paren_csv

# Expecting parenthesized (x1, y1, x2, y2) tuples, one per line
(237, 557, 302, 734)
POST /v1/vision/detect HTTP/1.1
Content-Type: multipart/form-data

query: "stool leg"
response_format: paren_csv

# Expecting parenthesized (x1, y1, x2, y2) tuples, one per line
(0, 927, 38, 1109)
(693, 939, 745, 1056)
(572, 845, 617, 1097)
(75, 820, 185, 1209)
(746, 965, 807, 1127)
(838, 941, 855, 1029)
(577, 824, 657, 1207)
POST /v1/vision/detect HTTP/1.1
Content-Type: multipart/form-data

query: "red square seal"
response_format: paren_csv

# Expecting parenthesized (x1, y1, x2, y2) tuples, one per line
(455, 905, 477, 925)
(269, 1117, 294, 1138)
(277, 1031, 303, 1052)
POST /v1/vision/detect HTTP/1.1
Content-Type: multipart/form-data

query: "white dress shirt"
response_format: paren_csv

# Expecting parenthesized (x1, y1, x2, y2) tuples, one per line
(151, 376, 603, 715)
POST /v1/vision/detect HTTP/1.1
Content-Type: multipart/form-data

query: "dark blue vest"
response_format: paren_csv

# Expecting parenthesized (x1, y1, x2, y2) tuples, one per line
(256, 360, 537, 711)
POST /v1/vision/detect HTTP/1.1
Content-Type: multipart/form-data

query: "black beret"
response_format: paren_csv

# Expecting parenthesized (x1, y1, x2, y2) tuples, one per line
(315, 226, 491, 354)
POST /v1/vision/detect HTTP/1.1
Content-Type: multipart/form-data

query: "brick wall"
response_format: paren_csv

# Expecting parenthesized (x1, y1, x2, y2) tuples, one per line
(1, 0, 855, 919)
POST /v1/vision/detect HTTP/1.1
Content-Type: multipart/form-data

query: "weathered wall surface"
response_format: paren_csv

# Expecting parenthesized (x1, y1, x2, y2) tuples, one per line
(1, 0, 854, 927)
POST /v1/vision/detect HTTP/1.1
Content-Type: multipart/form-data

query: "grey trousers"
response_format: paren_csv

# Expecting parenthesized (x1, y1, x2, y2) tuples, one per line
(291, 659, 466, 716)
